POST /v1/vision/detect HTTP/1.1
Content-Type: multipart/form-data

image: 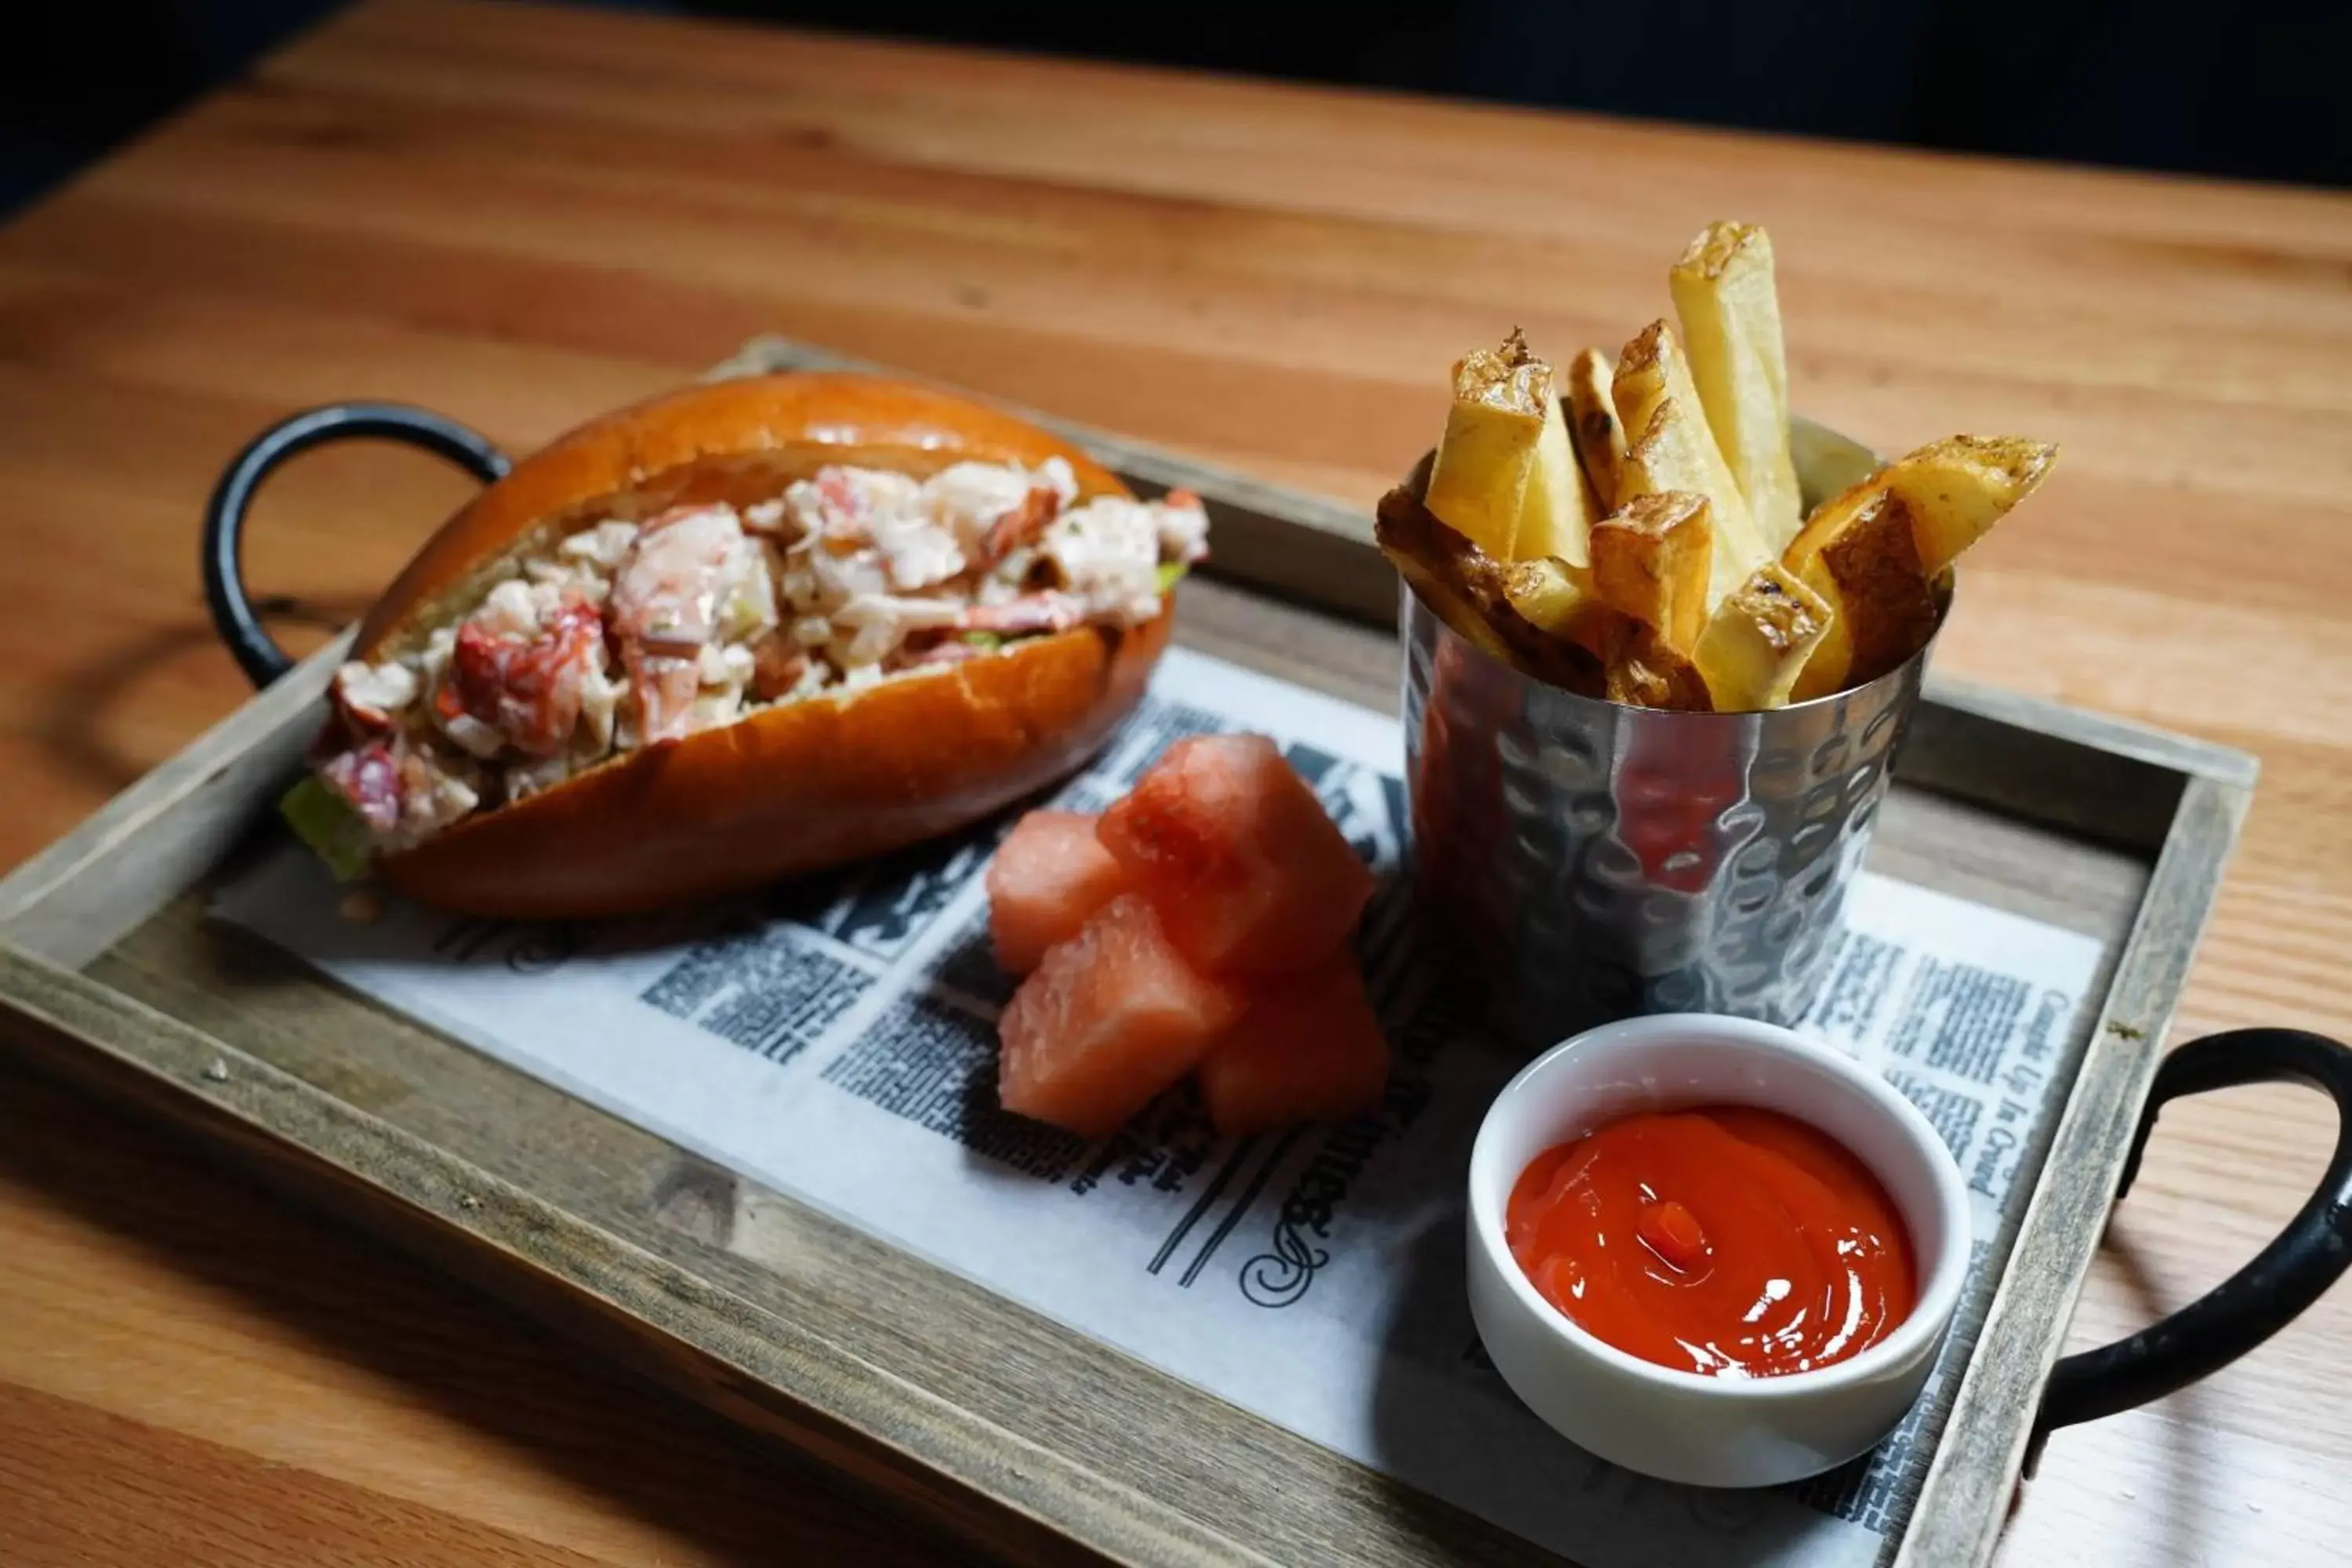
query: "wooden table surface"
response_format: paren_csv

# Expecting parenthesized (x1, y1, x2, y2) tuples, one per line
(2, 1, 2348, 1562)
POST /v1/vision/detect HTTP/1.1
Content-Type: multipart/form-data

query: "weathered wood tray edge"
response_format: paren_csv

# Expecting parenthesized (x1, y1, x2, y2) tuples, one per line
(0, 338, 2259, 1568)
(0, 637, 1286, 1568)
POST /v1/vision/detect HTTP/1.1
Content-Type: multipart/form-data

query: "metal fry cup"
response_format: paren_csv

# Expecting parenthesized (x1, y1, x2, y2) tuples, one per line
(1400, 419, 1936, 1050)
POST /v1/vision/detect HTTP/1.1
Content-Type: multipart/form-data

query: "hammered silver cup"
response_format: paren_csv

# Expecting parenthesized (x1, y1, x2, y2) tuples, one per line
(1400, 419, 1933, 1051)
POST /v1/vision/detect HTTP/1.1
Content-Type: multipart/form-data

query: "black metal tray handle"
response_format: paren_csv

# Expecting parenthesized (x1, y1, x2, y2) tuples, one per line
(201, 402, 2352, 1457)
(203, 404, 510, 689)
(2031, 1026, 2352, 1465)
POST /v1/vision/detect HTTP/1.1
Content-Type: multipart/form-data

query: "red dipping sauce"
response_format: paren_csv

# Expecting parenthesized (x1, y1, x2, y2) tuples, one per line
(1504, 1105, 1916, 1379)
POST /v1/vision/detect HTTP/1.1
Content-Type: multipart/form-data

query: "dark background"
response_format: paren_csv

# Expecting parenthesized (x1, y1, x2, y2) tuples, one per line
(5, 0, 2349, 214)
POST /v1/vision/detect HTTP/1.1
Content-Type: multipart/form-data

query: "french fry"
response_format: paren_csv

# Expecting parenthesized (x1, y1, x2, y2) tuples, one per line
(1425, 328, 1552, 561)
(1406, 223, 2059, 713)
(1881, 435, 2058, 574)
(1504, 556, 1616, 658)
(1780, 432, 2058, 699)
(1671, 221, 1803, 554)
(1602, 619, 1713, 712)
(1376, 485, 1606, 695)
(1563, 347, 1626, 510)
(1516, 391, 1599, 567)
(1784, 489, 1940, 701)
(1377, 487, 1513, 663)
(1692, 562, 1832, 711)
(1588, 491, 1714, 653)
(1612, 321, 1769, 604)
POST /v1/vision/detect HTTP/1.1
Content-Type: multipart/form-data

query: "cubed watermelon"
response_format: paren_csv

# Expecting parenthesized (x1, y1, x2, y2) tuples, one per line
(1096, 734, 1376, 976)
(986, 810, 1130, 975)
(997, 893, 1246, 1138)
(1198, 953, 1392, 1136)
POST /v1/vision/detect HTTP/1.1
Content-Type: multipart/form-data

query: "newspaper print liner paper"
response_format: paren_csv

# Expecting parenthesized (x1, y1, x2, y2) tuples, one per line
(212, 646, 2102, 1568)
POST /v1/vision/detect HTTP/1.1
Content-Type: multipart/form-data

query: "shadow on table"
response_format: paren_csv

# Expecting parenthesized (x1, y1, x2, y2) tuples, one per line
(0, 1054, 961, 1566)
(34, 597, 369, 796)
(2030, 1214, 2217, 1548)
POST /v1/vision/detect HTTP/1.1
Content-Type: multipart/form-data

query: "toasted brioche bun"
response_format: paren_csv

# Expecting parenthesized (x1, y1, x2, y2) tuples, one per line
(356, 372, 1171, 918)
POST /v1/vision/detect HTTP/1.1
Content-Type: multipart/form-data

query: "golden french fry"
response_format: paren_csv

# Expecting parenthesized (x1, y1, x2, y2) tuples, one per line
(1504, 556, 1616, 658)
(1693, 562, 1832, 711)
(1588, 491, 1714, 653)
(1671, 221, 1803, 554)
(1563, 347, 1626, 511)
(1425, 328, 1552, 561)
(1613, 321, 1769, 603)
(1882, 435, 2059, 575)
(1779, 432, 2057, 699)
(1516, 392, 1598, 567)
(1377, 487, 1513, 663)
(1408, 224, 2061, 710)
(1376, 485, 1605, 695)
(1602, 619, 1713, 712)
(1784, 489, 1940, 701)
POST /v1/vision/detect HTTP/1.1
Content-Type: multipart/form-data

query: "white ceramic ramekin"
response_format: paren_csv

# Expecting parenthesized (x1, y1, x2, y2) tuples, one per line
(1466, 1014, 1971, 1488)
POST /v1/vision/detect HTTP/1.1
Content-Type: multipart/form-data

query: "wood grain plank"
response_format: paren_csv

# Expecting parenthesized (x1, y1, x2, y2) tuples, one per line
(0, 1058, 952, 1568)
(0, 949, 1263, 1568)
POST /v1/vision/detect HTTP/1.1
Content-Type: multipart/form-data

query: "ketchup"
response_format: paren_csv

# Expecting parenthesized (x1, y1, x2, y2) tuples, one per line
(1504, 1106, 1915, 1378)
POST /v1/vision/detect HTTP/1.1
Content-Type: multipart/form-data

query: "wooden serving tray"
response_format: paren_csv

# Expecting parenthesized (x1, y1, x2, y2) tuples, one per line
(0, 339, 2259, 1568)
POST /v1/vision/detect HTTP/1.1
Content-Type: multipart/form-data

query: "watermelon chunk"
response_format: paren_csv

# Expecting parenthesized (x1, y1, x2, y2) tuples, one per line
(986, 810, 1130, 975)
(1198, 953, 1392, 1136)
(998, 893, 1245, 1138)
(1097, 734, 1377, 976)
